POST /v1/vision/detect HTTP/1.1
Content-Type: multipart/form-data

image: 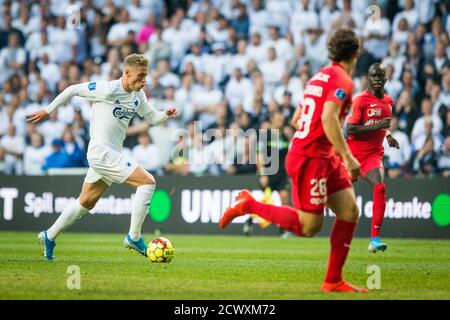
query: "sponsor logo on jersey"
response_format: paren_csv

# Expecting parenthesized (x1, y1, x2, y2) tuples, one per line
(112, 107, 134, 120)
(364, 119, 382, 126)
(88, 82, 96, 91)
(334, 88, 346, 101)
(310, 197, 327, 205)
(304, 85, 323, 97)
(367, 108, 382, 117)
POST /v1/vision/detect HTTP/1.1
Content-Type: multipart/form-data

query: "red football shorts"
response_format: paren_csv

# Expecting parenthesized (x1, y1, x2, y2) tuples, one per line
(351, 148, 384, 179)
(285, 152, 352, 215)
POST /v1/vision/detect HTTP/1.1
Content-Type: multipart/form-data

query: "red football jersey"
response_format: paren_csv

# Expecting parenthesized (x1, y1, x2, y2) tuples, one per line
(346, 89, 394, 152)
(290, 62, 354, 158)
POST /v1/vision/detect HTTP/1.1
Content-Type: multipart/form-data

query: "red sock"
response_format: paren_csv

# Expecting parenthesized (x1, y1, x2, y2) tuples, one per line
(371, 183, 386, 238)
(245, 199, 303, 236)
(325, 219, 357, 283)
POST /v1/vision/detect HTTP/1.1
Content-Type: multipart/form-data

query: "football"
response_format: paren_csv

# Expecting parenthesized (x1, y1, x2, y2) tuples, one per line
(147, 237, 175, 263)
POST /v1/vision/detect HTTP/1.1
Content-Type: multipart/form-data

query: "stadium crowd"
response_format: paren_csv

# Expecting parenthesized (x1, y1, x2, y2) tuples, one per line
(0, 0, 449, 178)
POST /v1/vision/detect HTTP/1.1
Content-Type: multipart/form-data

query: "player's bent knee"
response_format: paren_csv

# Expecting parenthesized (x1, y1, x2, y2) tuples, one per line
(302, 224, 322, 238)
(79, 196, 98, 210)
(348, 202, 359, 221)
(144, 175, 156, 185)
(138, 169, 156, 186)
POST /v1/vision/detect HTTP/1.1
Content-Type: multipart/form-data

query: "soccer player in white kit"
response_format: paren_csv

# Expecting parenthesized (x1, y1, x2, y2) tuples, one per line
(27, 54, 178, 260)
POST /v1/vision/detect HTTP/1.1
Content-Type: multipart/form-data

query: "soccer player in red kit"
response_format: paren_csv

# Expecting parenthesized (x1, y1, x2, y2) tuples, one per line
(219, 29, 368, 293)
(345, 63, 400, 253)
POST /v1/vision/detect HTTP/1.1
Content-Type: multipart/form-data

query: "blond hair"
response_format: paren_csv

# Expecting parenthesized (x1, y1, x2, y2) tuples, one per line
(124, 54, 149, 68)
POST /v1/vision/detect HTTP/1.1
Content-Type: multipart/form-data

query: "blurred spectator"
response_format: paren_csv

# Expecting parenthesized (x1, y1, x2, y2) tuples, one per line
(23, 132, 50, 175)
(384, 64, 403, 100)
(0, 12, 25, 49)
(180, 42, 203, 74)
(225, 67, 253, 111)
(319, 0, 341, 34)
(147, 25, 171, 69)
(202, 42, 230, 86)
(87, 10, 108, 61)
(354, 42, 378, 79)
(37, 110, 66, 146)
(444, 110, 450, 137)
(162, 13, 191, 69)
(410, 136, 439, 177)
(192, 73, 223, 128)
(129, 0, 153, 25)
(435, 72, 450, 113)
(411, 97, 444, 140)
(248, 0, 270, 38)
(437, 136, 450, 177)
(0, 124, 24, 174)
(0, 32, 26, 83)
(188, 134, 209, 176)
(393, 0, 419, 34)
(132, 132, 163, 175)
(42, 138, 71, 171)
(175, 74, 196, 124)
(430, 41, 450, 76)
(155, 59, 180, 88)
(363, 7, 391, 60)
(61, 125, 86, 167)
(48, 16, 78, 64)
(231, 2, 250, 40)
(227, 136, 257, 175)
(383, 116, 412, 179)
(394, 90, 420, 137)
(303, 27, 328, 74)
(247, 32, 266, 64)
(260, 47, 285, 93)
(106, 9, 140, 47)
(265, 25, 293, 63)
(412, 119, 444, 154)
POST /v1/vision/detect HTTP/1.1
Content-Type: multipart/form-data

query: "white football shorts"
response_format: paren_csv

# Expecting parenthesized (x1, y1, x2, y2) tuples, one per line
(84, 145, 138, 186)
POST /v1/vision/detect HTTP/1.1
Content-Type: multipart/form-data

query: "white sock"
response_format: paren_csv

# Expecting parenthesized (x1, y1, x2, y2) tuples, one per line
(47, 199, 89, 240)
(129, 184, 155, 241)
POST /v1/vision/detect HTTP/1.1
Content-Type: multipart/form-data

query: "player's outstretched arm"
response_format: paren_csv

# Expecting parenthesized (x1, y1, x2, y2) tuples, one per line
(140, 102, 178, 125)
(26, 109, 50, 124)
(322, 101, 361, 178)
(27, 82, 106, 124)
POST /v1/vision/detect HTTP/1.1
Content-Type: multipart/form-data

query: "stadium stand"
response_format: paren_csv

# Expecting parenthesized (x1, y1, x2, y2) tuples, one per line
(0, 0, 449, 178)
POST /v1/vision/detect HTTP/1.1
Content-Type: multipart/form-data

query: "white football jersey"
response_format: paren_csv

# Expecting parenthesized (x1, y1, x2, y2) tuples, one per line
(45, 79, 168, 153)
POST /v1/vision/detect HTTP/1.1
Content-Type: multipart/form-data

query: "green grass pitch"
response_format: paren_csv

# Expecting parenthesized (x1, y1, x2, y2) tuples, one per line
(0, 231, 449, 300)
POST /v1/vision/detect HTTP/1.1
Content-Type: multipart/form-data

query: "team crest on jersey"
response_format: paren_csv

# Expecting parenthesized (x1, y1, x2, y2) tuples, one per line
(114, 99, 120, 105)
(88, 82, 96, 91)
(133, 99, 139, 107)
(334, 89, 346, 101)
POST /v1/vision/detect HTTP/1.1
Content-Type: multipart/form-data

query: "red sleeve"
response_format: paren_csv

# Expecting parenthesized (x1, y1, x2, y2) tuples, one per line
(324, 70, 353, 109)
(346, 95, 364, 124)
(325, 84, 352, 108)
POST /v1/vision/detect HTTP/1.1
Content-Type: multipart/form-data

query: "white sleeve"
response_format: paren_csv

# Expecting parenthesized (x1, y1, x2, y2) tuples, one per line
(136, 91, 169, 125)
(45, 81, 110, 114)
